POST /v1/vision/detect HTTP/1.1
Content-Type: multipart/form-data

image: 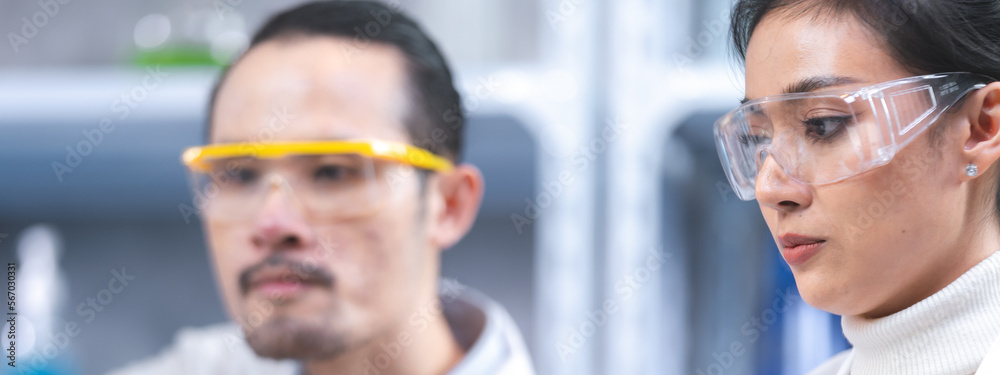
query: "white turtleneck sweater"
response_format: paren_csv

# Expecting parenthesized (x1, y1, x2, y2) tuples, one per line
(809, 251, 1000, 375)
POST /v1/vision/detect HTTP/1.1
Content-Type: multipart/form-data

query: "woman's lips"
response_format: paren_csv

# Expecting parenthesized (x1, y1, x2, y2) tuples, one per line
(779, 234, 826, 266)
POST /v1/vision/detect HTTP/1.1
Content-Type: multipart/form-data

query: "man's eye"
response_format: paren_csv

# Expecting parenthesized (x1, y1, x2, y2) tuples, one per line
(802, 115, 851, 140)
(314, 165, 350, 181)
(233, 167, 259, 184)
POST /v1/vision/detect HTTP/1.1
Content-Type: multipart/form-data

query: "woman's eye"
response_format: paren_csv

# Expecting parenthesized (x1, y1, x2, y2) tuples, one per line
(802, 115, 851, 140)
(738, 133, 770, 146)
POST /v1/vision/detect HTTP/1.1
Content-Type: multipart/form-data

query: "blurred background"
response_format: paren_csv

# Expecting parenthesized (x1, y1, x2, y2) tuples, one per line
(0, 0, 849, 374)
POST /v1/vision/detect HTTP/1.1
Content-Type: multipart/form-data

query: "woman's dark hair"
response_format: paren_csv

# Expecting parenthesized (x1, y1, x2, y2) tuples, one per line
(730, 0, 1000, 220)
(209, 0, 465, 162)
(731, 0, 1000, 78)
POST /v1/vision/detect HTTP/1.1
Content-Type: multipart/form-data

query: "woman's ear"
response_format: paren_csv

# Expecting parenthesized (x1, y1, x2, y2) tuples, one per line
(962, 82, 1000, 181)
(426, 164, 485, 251)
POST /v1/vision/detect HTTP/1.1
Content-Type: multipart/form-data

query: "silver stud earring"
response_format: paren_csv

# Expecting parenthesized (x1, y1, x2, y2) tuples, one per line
(967, 163, 979, 177)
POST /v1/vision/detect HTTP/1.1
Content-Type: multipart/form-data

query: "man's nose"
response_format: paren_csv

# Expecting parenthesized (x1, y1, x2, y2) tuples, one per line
(250, 175, 314, 252)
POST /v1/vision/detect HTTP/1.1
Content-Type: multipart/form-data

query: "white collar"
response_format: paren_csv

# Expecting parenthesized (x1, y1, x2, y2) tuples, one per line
(839, 251, 1000, 374)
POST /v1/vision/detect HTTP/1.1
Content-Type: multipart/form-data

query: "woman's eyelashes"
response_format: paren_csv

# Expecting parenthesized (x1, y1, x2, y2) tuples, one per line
(738, 133, 770, 146)
(802, 115, 851, 143)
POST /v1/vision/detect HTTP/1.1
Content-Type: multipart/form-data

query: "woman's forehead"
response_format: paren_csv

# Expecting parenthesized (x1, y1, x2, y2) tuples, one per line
(743, 11, 904, 101)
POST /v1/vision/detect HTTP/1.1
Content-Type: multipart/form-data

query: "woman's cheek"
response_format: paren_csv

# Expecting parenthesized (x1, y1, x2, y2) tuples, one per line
(890, 179, 907, 196)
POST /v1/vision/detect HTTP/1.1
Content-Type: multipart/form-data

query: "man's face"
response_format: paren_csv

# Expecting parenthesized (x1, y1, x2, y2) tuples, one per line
(206, 36, 436, 359)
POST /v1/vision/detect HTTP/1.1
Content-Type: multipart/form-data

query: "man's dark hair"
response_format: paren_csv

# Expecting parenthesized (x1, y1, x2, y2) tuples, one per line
(209, 0, 465, 162)
(729, 0, 1000, 222)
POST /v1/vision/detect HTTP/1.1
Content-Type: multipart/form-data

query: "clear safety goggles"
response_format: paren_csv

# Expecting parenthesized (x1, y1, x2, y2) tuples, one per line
(181, 140, 454, 221)
(714, 72, 993, 201)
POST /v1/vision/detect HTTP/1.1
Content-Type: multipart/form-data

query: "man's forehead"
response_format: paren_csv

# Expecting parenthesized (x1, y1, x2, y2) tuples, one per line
(211, 37, 412, 144)
(211, 112, 409, 144)
(231, 36, 408, 76)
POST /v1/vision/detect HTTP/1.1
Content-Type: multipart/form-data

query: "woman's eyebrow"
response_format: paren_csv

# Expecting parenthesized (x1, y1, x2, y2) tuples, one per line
(740, 75, 861, 104)
(782, 76, 860, 95)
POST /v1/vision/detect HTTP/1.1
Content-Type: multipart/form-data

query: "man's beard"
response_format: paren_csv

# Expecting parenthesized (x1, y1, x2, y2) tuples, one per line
(244, 313, 349, 359)
(238, 254, 345, 359)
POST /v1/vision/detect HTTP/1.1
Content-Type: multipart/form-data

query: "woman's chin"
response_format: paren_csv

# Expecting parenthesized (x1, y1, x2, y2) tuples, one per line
(791, 268, 868, 316)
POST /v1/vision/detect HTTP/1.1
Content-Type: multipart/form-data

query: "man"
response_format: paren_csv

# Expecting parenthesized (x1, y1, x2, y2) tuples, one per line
(110, 1, 534, 374)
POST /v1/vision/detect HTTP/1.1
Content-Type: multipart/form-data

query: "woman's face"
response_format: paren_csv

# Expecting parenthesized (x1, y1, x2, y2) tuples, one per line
(745, 12, 978, 317)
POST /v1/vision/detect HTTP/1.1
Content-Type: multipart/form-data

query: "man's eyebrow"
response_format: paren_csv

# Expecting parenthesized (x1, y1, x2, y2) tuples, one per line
(740, 76, 861, 104)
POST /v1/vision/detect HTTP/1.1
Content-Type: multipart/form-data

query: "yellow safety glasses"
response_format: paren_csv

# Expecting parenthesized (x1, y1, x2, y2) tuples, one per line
(181, 140, 454, 222)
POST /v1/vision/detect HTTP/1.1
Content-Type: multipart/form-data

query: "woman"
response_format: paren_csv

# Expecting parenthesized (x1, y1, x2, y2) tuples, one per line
(715, 0, 1000, 373)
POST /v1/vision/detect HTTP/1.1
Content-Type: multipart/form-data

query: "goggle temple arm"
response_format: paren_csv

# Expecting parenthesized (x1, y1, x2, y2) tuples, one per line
(879, 74, 991, 155)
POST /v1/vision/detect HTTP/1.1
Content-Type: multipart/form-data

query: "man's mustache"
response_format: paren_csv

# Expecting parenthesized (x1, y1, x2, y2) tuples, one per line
(239, 254, 335, 296)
